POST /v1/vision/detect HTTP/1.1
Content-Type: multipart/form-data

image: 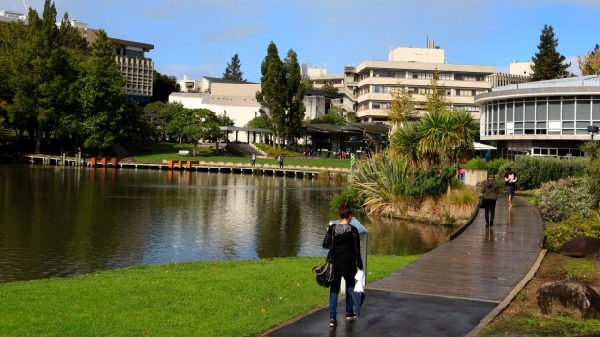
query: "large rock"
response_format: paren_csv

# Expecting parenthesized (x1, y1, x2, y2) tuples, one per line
(537, 280, 600, 319)
(561, 236, 600, 257)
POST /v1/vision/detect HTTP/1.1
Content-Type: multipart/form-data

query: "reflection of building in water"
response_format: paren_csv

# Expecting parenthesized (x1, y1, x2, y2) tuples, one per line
(363, 218, 450, 255)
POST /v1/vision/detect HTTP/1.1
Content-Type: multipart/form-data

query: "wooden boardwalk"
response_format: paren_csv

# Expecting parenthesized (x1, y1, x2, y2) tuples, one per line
(266, 194, 546, 337)
(370, 194, 545, 303)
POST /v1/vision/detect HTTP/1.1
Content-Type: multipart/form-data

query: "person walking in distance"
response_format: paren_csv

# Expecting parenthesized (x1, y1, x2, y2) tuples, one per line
(481, 173, 500, 227)
(277, 154, 283, 168)
(251, 153, 256, 167)
(503, 167, 518, 208)
(321, 201, 364, 328)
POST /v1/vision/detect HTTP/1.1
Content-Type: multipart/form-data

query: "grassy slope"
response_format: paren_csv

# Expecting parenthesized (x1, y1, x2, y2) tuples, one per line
(123, 142, 352, 169)
(0, 255, 418, 336)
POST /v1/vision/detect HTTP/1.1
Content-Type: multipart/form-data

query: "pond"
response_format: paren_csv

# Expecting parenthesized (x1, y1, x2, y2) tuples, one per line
(0, 165, 454, 283)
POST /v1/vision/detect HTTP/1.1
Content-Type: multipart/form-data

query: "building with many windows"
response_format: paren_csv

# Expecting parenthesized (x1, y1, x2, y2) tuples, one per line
(475, 76, 600, 159)
(306, 40, 495, 123)
(79, 25, 154, 103)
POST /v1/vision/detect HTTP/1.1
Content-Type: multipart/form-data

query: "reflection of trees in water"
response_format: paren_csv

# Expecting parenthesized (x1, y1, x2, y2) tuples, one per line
(361, 216, 453, 255)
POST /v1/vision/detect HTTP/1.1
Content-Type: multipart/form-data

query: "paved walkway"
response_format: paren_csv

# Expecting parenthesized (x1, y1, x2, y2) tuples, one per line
(264, 195, 546, 337)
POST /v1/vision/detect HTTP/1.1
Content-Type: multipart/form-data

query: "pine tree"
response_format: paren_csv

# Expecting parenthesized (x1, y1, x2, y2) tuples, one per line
(531, 24, 571, 81)
(256, 42, 286, 149)
(78, 29, 126, 155)
(222, 54, 246, 82)
(283, 49, 305, 147)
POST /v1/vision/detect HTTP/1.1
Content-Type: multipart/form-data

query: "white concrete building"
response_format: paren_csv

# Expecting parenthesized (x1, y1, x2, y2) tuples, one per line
(475, 75, 600, 159)
(169, 78, 262, 142)
(307, 40, 496, 123)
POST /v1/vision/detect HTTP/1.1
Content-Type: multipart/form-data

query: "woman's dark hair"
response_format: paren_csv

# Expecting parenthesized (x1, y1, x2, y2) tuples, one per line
(338, 201, 352, 219)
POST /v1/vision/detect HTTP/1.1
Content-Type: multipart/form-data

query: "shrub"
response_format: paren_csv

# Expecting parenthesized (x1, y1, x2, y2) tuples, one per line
(464, 157, 508, 176)
(499, 156, 587, 191)
(330, 187, 363, 214)
(544, 212, 600, 252)
(534, 177, 597, 223)
(486, 158, 509, 176)
(464, 157, 488, 170)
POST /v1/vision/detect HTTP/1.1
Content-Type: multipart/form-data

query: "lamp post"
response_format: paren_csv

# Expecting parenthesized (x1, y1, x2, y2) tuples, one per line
(588, 125, 599, 141)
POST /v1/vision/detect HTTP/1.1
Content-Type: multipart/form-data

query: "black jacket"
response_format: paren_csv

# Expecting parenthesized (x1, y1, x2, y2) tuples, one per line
(322, 224, 363, 275)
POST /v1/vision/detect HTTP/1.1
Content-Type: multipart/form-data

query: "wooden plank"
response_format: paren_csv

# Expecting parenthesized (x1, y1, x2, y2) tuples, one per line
(369, 195, 544, 303)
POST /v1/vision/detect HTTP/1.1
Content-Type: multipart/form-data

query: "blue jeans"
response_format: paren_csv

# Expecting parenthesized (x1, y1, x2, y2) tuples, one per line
(329, 273, 355, 320)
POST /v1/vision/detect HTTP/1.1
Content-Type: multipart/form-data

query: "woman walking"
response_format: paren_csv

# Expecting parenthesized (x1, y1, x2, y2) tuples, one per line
(321, 201, 364, 328)
(481, 173, 500, 227)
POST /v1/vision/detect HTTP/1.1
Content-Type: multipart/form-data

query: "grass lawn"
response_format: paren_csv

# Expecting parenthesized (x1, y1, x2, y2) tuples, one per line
(0, 255, 418, 336)
(122, 142, 353, 169)
(480, 253, 600, 336)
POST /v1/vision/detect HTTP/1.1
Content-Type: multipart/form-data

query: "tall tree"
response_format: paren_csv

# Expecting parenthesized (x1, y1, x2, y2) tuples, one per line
(388, 85, 416, 131)
(256, 42, 286, 149)
(531, 24, 571, 81)
(578, 44, 600, 76)
(77, 29, 126, 155)
(222, 54, 246, 82)
(423, 69, 449, 113)
(283, 49, 305, 147)
(151, 70, 180, 103)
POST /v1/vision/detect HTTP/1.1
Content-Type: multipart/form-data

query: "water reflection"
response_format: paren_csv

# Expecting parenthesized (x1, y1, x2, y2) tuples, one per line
(0, 165, 453, 283)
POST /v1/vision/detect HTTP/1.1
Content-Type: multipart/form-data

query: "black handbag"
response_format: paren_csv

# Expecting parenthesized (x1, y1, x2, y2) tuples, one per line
(313, 225, 335, 287)
(312, 261, 334, 287)
(479, 196, 485, 208)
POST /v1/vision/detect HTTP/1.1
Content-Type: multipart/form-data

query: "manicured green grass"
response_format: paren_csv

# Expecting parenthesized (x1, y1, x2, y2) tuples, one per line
(0, 255, 417, 336)
(122, 142, 353, 169)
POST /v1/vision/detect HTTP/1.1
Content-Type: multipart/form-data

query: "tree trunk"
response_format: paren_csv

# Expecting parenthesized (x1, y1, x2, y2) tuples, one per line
(35, 127, 42, 154)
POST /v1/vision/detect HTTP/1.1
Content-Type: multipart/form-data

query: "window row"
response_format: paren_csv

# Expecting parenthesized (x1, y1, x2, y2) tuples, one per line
(357, 71, 488, 82)
(483, 96, 600, 123)
(484, 121, 597, 135)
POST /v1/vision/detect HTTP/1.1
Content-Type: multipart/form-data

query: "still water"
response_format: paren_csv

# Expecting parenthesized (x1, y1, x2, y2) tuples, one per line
(0, 165, 453, 283)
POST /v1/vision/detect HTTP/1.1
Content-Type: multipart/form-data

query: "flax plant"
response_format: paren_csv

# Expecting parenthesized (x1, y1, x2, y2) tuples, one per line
(352, 152, 411, 217)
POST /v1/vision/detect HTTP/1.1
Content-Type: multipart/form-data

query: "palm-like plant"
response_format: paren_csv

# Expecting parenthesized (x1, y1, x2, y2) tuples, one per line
(389, 123, 421, 168)
(353, 152, 411, 217)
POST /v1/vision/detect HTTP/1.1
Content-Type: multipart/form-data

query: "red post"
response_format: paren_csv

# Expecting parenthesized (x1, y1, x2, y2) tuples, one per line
(101, 158, 107, 167)
(168, 160, 174, 169)
(186, 161, 192, 169)
(178, 160, 183, 168)
(90, 157, 97, 167)
(111, 158, 117, 167)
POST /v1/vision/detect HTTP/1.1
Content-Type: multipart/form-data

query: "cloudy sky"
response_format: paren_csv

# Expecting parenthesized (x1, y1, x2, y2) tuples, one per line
(2, 0, 598, 82)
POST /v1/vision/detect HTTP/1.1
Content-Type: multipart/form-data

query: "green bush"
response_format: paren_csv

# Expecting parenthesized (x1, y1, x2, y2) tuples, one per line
(499, 156, 587, 191)
(534, 177, 597, 223)
(330, 187, 364, 214)
(544, 212, 600, 252)
(464, 157, 508, 176)
(464, 157, 488, 170)
(487, 158, 509, 176)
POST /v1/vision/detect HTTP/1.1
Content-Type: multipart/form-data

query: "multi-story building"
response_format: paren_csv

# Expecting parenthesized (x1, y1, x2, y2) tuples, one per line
(169, 77, 262, 142)
(306, 40, 496, 123)
(79, 25, 154, 103)
(475, 75, 600, 159)
(352, 43, 496, 123)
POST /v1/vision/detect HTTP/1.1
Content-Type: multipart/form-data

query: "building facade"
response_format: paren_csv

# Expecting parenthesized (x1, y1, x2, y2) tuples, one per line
(169, 78, 262, 142)
(307, 41, 496, 123)
(81, 27, 154, 103)
(475, 76, 600, 159)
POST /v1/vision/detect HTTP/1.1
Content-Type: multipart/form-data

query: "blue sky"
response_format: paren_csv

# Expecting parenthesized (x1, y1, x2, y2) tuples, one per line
(3, 0, 600, 82)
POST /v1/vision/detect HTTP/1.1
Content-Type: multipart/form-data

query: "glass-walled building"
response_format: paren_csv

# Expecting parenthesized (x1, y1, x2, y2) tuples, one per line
(475, 76, 600, 159)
